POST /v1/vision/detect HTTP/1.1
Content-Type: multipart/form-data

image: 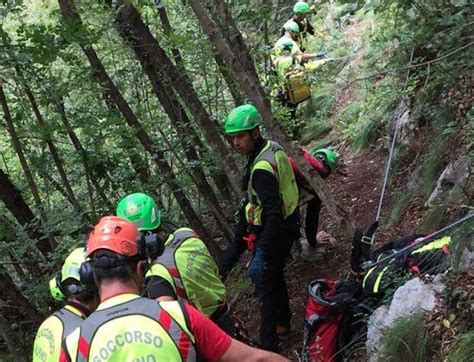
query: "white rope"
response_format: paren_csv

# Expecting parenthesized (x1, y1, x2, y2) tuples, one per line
(374, 47, 415, 230)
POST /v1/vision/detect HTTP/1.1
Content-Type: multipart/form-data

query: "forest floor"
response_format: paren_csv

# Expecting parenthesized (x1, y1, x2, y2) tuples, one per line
(228, 140, 426, 360)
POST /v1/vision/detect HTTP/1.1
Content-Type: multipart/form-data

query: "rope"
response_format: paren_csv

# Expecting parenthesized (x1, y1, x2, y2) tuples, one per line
(372, 47, 415, 243)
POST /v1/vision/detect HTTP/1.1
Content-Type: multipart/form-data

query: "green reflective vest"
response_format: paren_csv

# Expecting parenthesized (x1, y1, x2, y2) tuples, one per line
(245, 140, 299, 226)
(33, 305, 84, 362)
(64, 294, 196, 361)
(146, 228, 227, 317)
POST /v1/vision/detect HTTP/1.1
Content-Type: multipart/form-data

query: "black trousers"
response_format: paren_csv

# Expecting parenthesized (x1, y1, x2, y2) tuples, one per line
(258, 229, 298, 351)
(305, 195, 322, 246)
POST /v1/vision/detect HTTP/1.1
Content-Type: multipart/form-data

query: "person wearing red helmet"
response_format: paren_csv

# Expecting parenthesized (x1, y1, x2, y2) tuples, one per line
(61, 216, 288, 361)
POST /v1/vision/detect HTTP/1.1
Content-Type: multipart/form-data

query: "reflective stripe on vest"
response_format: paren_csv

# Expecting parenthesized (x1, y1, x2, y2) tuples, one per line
(55, 306, 85, 339)
(245, 140, 299, 226)
(157, 228, 197, 303)
(75, 297, 196, 361)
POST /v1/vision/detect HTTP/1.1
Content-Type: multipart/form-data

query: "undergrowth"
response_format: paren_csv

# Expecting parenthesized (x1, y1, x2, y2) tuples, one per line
(379, 314, 433, 362)
(447, 330, 474, 362)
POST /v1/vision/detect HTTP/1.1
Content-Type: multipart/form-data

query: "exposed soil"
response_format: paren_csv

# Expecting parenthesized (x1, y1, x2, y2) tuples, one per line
(228, 141, 425, 360)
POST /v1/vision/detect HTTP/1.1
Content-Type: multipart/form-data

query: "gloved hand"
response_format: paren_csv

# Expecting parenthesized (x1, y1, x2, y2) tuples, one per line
(248, 248, 265, 285)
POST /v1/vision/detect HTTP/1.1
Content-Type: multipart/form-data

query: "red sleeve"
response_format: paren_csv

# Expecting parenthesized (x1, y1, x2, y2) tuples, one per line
(185, 304, 232, 361)
(302, 150, 324, 171)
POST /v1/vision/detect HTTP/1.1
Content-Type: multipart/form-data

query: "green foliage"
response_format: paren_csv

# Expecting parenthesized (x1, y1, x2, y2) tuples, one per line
(447, 331, 474, 362)
(379, 314, 433, 362)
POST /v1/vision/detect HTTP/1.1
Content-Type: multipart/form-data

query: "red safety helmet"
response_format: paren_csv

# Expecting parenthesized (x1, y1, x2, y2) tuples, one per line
(86, 216, 140, 258)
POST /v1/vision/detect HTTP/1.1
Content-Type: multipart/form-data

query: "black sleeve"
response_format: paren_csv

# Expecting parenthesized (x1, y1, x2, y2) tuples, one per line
(252, 169, 283, 256)
(306, 21, 315, 35)
(218, 239, 247, 281)
(146, 276, 177, 300)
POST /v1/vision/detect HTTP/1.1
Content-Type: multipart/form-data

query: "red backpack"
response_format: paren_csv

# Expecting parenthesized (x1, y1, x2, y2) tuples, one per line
(302, 279, 363, 362)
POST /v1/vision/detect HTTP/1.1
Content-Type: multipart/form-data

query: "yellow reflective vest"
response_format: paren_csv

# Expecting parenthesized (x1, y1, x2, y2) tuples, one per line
(245, 140, 299, 226)
(64, 294, 196, 361)
(146, 228, 227, 317)
(33, 304, 85, 362)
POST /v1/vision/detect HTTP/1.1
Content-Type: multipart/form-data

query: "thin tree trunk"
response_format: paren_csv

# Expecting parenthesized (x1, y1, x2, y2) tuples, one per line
(15, 68, 85, 221)
(157, 4, 244, 106)
(115, 19, 233, 240)
(58, 0, 219, 254)
(115, 3, 241, 197)
(0, 213, 43, 277)
(188, 0, 355, 239)
(55, 100, 113, 211)
(0, 81, 42, 209)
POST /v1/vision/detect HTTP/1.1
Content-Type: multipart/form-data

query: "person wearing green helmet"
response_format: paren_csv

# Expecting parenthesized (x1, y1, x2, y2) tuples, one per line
(292, 148, 339, 250)
(282, 1, 316, 52)
(32, 247, 97, 362)
(220, 104, 300, 352)
(273, 20, 326, 124)
(116, 192, 232, 333)
(276, 21, 321, 63)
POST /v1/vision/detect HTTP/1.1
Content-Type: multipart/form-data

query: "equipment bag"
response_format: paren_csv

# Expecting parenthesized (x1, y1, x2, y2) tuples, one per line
(285, 70, 311, 105)
(302, 279, 362, 362)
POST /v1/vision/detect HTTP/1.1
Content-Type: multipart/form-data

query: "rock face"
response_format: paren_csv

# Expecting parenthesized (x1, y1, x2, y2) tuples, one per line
(458, 248, 474, 272)
(427, 155, 470, 206)
(393, 99, 416, 147)
(366, 277, 443, 361)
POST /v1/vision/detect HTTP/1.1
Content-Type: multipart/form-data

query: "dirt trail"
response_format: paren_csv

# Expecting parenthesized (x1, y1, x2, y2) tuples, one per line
(231, 142, 413, 359)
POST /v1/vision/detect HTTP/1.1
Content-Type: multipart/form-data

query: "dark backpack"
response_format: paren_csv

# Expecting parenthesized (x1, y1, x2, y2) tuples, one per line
(302, 279, 363, 362)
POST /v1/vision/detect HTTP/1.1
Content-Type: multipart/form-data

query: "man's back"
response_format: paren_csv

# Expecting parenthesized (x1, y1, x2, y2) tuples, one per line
(147, 228, 227, 317)
(63, 294, 196, 361)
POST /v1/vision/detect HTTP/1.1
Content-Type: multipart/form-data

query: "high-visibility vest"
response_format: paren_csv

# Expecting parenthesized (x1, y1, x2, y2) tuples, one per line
(33, 305, 84, 362)
(64, 294, 196, 361)
(146, 228, 227, 317)
(245, 140, 299, 226)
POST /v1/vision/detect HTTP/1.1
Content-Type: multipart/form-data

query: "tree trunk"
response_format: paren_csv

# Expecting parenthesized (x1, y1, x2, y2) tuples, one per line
(0, 270, 43, 322)
(115, 18, 233, 241)
(115, 3, 242, 197)
(188, 0, 355, 239)
(56, 100, 113, 211)
(0, 81, 42, 209)
(0, 169, 52, 256)
(0, 313, 27, 361)
(157, 4, 244, 106)
(15, 68, 85, 221)
(0, 83, 57, 253)
(57, 0, 220, 255)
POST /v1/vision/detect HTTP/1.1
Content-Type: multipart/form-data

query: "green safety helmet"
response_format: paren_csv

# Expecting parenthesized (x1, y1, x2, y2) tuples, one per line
(224, 104, 262, 134)
(293, 1, 311, 14)
(116, 192, 161, 231)
(284, 21, 300, 34)
(49, 247, 88, 301)
(312, 148, 339, 169)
